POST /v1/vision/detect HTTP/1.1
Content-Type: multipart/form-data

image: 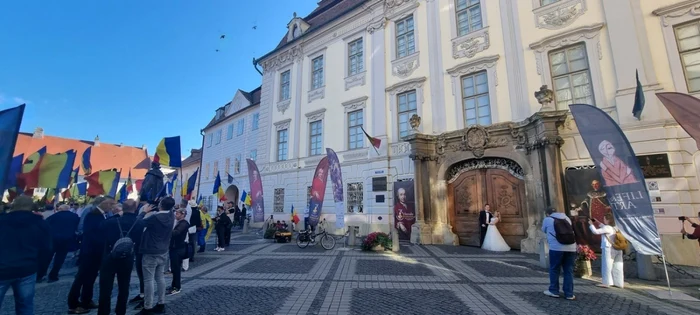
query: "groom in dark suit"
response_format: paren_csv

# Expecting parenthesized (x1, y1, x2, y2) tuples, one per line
(478, 204, 492, 247)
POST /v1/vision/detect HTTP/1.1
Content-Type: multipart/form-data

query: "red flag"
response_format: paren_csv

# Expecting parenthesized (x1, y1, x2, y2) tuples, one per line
(135, 179, 144, 192)
(360, 126, 381, 149)
(656, 92, 700, 150)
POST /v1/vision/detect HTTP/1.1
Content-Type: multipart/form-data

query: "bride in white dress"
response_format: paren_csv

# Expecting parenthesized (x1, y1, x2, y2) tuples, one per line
(481, 210, 511, 252)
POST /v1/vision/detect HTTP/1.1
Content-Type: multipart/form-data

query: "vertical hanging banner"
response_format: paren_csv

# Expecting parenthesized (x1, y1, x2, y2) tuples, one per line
(326, 148, 345, 229)
(569, 104, 662, 255)
(246, 158, 265, 222)
(308, 156, 329, 226)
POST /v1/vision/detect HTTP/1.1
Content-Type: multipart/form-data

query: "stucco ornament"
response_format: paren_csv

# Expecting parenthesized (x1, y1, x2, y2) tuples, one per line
(534, 85, 555, 111)
(409, 114, 421, 131)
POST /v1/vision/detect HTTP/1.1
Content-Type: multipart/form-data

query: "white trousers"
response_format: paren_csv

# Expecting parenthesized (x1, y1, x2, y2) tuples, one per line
(601, 246, 624, 288)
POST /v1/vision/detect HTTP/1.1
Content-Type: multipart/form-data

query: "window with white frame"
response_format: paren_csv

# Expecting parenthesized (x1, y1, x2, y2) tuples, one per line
(250, 149, 257, 161)
(252, 113, 260, 130)
(455, 0, 482, 37)
(348, 110, 364, 150)
(396, 15, 416, 59)
(226, 124, 234, 140)
(397, 90, 418, 138)
(348, 38, 364, 76)
(280, 70, 291, 101)
(461, 71, 491, 126)
(215, 130, 222, 144)
(207, 134, 212, 147)
(311, 56, 324, 90)
(277, 129, 288, 161)
(273, 188, 285, 212)
(540, 0, 560, 6)
(309, 120, 323, 156)
(548, 44, 594, 109)
(237, 119, 245, 136)
(347, 182, 363, 213)
(675, 21, 700, 93)
(234, 154, 241, 174)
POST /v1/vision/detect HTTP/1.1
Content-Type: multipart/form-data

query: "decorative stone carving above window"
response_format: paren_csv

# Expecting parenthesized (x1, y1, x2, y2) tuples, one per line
(341, 96, 368, 113)
(529, 23, 605, 75)
(532, 0, 587, 30)
(276, 99, 291, 114)
(447, 54, 499, 86)
(305, 108, 326, 123)
(386, 76, 427, 95)
(452, 28, 490, 59)
(308, 88, 325, 103)
(366, 17, 387, 34)
(391, 52, 420, 78)
(384, 0, 419, 20)
(260, 45, 303, 73)
(654, 1, 700, 27)
(274, 118, 291, 131)
(345, 72, 366, 91)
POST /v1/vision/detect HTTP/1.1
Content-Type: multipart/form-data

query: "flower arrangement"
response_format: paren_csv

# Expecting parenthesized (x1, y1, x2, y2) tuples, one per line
(576, 245, 597, 261)
(362, 232, 391, 251)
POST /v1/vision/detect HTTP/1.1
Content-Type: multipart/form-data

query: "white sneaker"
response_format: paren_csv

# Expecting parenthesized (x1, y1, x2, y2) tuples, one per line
(543, 290, 559, 298)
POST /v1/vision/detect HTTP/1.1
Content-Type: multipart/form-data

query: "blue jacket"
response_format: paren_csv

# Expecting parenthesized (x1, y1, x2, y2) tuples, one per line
(542, 212, 577, 252)
(0, 211, 52, 280)
(46, 211, 79, 242)
(101, 213, 145, 258)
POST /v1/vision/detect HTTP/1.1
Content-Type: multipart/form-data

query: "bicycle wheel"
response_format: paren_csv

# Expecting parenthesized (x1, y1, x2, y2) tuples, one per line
(320, 233, 336, 250)
(297, 233, 310, 249)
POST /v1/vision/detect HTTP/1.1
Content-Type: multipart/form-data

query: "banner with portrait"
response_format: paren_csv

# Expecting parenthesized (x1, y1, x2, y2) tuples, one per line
(564, 166, 604, 250)
(308, 156, 329, 227)
(326, 148, 345, 229)
(570, 104, 662, 255)
(246, 158, 265, 223)
(393, 179, 416, 241)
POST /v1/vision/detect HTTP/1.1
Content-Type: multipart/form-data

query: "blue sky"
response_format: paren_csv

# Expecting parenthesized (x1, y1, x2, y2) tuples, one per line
(0, 0, 318, 157)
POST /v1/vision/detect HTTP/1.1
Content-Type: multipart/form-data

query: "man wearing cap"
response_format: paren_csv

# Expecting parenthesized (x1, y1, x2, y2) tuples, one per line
(0, 195, 52, 315)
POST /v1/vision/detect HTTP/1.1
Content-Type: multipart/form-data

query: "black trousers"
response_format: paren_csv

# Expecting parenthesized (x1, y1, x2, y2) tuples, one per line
(216, 227, 226, 248)
(67, 255, 101, 309)
(169, 249, 185, 289)
(480, 226, 488, 247)
(38, 239, 71, 280)
(135, 253, 144, 294)
(224, 226, 231, 246)
(188, 233, 196, 262)
(97, 257, 134, 315)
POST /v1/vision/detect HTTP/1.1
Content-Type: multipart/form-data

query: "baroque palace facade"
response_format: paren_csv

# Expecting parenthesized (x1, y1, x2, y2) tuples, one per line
(200, 0, 700, 266)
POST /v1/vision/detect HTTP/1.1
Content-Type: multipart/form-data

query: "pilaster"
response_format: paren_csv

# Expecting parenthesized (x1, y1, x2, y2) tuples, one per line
(426, 0, 446, 133)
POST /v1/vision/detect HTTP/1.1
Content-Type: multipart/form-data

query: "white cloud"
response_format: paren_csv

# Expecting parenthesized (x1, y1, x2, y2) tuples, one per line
(13, 97, 29, 105)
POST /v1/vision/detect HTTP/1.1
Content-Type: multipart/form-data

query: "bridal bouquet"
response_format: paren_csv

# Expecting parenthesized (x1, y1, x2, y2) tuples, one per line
(576, 245, 597, 261)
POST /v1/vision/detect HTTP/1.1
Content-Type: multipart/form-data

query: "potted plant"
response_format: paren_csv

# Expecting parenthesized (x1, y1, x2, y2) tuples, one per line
(574, 245, 597, 278)
(362, 232, 391, 251)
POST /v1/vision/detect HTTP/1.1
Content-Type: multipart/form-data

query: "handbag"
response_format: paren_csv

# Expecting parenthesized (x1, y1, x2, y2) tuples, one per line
(604, 227, 629, 251)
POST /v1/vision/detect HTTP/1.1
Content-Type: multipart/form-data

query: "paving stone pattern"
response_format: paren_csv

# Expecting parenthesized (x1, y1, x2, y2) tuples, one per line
(2, 235, 699, 315)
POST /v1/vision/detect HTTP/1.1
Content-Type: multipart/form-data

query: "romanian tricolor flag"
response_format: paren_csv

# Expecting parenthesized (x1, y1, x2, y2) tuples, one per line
(22, 146, 47, 174)
(72, 182, 87, 197)
(5, 154, 23, 189)
(240, 190, 251, 206)
(125, 169, 133, 194)
(85, 169, 120, 196)
(360, 126, 381, 149)
(154, 136, 182, 167)
(291, 205, 300, 224)
(69, 167, 79, 186)
(20, 150, 77, 189)
(81, 147, 92, 175)
(116, 183, 127, 203)
(196, 194, 203, 207)
(183, 168, 198, 200)
(212, 171, 226, 201)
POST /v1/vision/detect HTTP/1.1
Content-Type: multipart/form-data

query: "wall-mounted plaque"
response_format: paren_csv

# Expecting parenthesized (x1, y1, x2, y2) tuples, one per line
(372, 176, 387, 191)
(637, 154, 672, 179)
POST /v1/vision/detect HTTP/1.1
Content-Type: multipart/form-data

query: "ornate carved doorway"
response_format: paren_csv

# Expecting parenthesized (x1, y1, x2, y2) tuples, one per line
(447, 158, 527, 248)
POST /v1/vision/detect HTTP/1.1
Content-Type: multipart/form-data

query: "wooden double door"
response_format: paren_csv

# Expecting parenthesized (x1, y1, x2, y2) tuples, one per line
(448, 168, 526, 249)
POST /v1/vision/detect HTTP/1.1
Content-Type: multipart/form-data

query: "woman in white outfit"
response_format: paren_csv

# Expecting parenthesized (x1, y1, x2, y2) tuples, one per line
(588, 213, 624, 288)
(481, 210, 511, 252)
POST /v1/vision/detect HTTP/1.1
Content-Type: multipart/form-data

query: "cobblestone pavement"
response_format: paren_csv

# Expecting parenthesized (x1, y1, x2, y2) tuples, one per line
(2, 234, 700, 315)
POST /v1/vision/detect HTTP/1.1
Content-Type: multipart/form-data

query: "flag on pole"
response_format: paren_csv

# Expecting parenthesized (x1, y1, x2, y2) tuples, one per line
(153, 136, 182, 167)
(291, 205, 300, 224)
(183, 169, 198, 200)
(85, 169, 120, 196)
(360, 126, 381, 150)
(125, 169, 133, 194)
(0, 104, 24, 195)
(212, 171, 226, 201)
(632, 70, 646, 120)
(656, 92, 700, 150)
(226, 172, 234, 184)
(116, 184, 127, 203)
(239, 190, 251, 206)
(19, 150, 77, 190)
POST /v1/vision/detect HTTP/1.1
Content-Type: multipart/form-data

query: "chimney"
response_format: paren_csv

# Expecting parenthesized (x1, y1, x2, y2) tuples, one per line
(94, 135, 100, 147)
(142, 144, 147, 151)
(33, 127, 44, 139)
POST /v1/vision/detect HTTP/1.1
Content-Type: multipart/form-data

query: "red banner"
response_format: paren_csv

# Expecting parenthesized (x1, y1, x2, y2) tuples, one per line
(309, 156, 329, 226)
(246, 159, 265, 223)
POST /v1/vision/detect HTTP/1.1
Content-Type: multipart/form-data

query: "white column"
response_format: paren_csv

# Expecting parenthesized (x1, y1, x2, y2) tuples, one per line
(370, 28, 387, 138)
(292, 60, 304, 158)
(426, 0, 446, 133)
(499, 0, 530, 121)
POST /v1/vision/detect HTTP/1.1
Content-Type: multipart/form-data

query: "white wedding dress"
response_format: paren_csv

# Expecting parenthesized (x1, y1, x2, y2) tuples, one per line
(481, 218, 511, 252)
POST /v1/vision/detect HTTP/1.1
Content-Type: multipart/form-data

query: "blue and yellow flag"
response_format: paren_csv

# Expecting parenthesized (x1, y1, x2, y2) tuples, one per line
(69, 166, 79, 186)
(0, 104, 24, 194)
(116, 183, 127, 203)
(125, 169, 133, 194)
(81, 147, 92, 175)
(183, 169, 198, 199)
(240, 190, 251, 206)
(154, 136, 182, 167)
(212, 171, 226, 201)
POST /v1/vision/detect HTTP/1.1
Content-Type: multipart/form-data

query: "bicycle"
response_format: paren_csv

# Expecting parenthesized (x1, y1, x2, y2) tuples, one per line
(296, 221, 336, 250)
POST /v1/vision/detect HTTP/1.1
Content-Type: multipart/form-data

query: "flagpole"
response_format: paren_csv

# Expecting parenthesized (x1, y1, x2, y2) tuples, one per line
(660, 252, 673, 296)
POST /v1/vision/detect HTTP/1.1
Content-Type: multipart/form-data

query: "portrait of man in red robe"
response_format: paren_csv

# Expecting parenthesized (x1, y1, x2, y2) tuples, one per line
(598, 140, 638, 186)
(394, 186, 415, 241)
(251, 169, 263, 201)
(311, 168, 326, 201)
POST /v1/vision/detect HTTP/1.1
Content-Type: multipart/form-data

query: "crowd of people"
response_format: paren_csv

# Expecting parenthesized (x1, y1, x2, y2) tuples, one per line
(0, 195, 221, 315)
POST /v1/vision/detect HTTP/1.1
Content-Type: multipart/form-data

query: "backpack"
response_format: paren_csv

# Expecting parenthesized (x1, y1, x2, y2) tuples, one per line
(110, 218, 138, 260)
(550, 217, 576, 245)
(607, 228, 629, 251)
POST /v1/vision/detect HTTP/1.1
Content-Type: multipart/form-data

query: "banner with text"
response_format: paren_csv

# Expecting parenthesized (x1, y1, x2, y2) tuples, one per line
(246, 159, 265, 223)
(327, 148, 345, 229)
(308, 156, 329, 227)
(570, 104, 662, 255)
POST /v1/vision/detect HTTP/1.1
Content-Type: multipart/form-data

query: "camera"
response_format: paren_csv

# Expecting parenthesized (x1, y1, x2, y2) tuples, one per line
(679, 216, 687, 221)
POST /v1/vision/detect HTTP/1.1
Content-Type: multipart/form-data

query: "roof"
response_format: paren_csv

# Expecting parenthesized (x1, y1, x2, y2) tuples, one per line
(13, 132, 151, 179)
(181, 149, 202, 168)
(202, 86, 261, 131)
(260, 0, 366, 62)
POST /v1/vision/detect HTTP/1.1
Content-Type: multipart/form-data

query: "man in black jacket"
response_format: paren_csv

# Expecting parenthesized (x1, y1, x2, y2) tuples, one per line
(98, 199, 144, 315)
(167, 208, 189, 295)
(38, 204, 79, 283)
(186, 200, 201, 264)
(67, 197, 116, 314)
(0, 196, 52, 315)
